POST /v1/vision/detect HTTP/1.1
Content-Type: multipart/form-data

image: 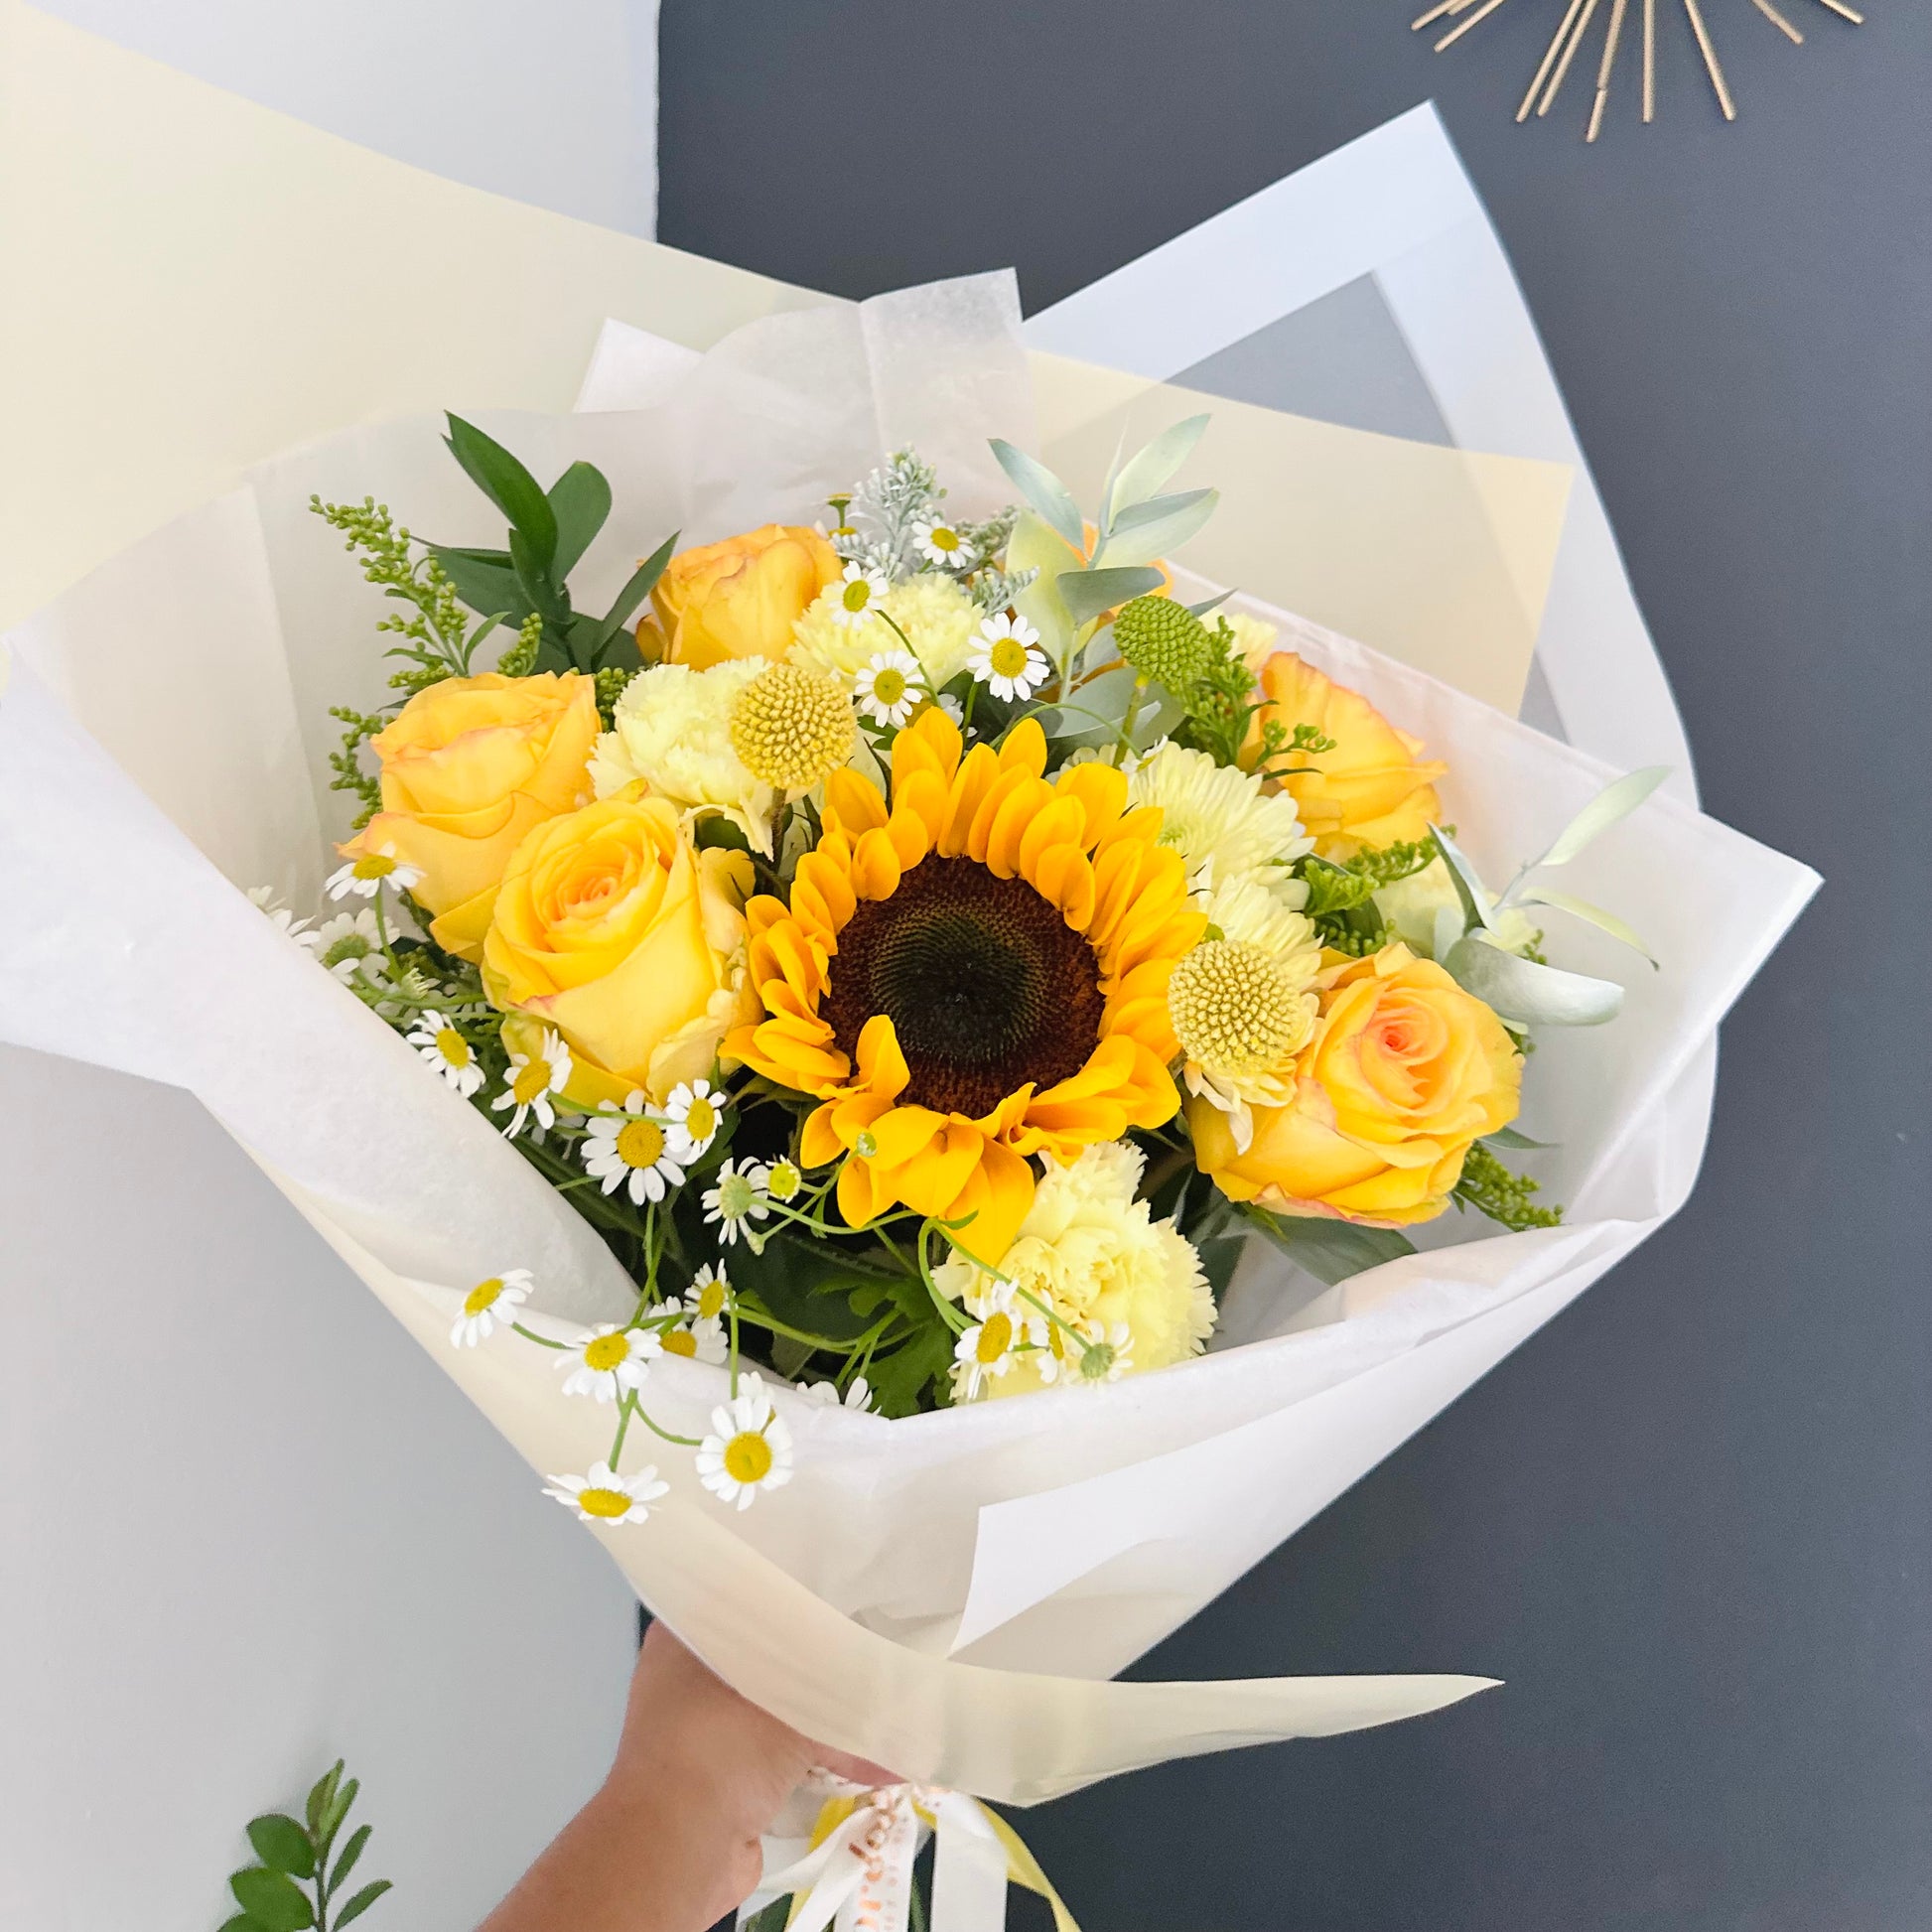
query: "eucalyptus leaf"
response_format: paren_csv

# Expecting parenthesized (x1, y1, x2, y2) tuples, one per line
(1056, 566, 1166, 629)
(1446, 934, 1624, 1027)
(246, 1815, 315, 1879)
(316, 1777, 358, 1859)
(1185, 589, 1233, 620)
(1483, 1125, 1555, 1150)
(1092, 487, 1218, 569)
(444, 415, 557, 571)
(546, 462, 613, 581)
(228, 1867, 315, 1932)
(1429, 826, 1496, 933)
(1529, 765, 1670, 872)
(1006, 511, 1078, 664)
(1242, 1207, 1417, 1285)
(588, 530, 679, 652)
(988, 440, 1084, 550)
(507, 528, 568, 621)
(335, 1879, 393, 1928)
(1515, 887, 1658, 965)
(1106, 413, 1209, 515)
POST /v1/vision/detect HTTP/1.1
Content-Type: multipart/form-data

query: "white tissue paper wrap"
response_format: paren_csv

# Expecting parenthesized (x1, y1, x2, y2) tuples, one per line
(0, 275, 1817, 1807)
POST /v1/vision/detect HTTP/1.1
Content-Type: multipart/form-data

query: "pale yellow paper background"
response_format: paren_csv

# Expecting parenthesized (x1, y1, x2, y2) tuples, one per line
(2, 0, 1564, 716)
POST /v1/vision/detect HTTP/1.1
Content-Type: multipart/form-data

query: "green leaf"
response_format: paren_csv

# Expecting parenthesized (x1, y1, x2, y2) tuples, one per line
(588, 530, 679, 654)
(1105, 414, 1209, 517)
(1091, 487, 1218, 568)
(335, 1879, 393, 1928)
(316, 1778, 358, 1860)
(865, 1323, 956, 1418)
(1482, 1125, 1555, 1150)
(1055, 567, 1165, 629)
(547, 462, 613, 581)
(1429, 826, 1495, 934)
(1530, 765, 1670, 871)
(988, 440, 1084, 550)
(246, 1815, 315, 1879)
(445, 414, 557, 571)
(305, 1764, 343, 1835)
(425, 546, 534, 627)
(1196, 1234, 1247, 1304)
(229, 1866, 316, 1932)
(1445, 934, 1623, 1027)
(1514, 887, 1658, 966)
(329, 1823, 372, 1896)
(1240, 1207, 1417, 1285)
(1007, 511, 1078, 665)
(693, 815, 752, 854)
(507, 528, 569, 621)
(217, 1916, 267, 1932)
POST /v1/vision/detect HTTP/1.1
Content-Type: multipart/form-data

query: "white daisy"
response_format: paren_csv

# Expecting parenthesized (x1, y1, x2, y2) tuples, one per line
(407, 1010, 484, 1097)
(761, 1158, 804, 1204)
(449, 1268, 532, 1348)
(582, 1093, 687, 1205)
(702, 1159, 771, 1246)
(656, 1313, 728, 1365)
(937, 693, 965, 724)
(952, 1307, 1027, 1402)
(683, 1263, 733, 1326)
(913, 519, 976, 570)
(696, 1377, 795, 1510)
(966, 613, 1048, 702)
(1059, 1319, 1134, 1389)
(803, 1374, 875, 1412)
(491, 1029, 572, 1138)
(311, 908, 384, 983)
(325, 841, 424, 900)
(853, 647, 925, 729)
(832, 562, 891, 626)
(246, 885, 320, 948)
(542, 1460, 669, 1527)
(558, 1321, 660, 1402)
(661, 1078, 724, 1163)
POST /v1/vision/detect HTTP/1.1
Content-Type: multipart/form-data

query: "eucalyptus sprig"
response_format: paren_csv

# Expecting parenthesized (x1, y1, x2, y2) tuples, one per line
(219, 1759, 391, 1932)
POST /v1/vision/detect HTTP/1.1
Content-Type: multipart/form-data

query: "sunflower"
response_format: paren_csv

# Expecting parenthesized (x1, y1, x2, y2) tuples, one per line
(726, 710, 1204, 1261)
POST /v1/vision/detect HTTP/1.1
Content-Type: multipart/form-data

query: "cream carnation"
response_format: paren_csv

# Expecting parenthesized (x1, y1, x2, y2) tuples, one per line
(1127, 741, 1312, 902)
(588, 659, 779, 855)
(937, 1141, 1213, 1400)
(1222, 610, 1281, 676)
(789, 572, 981, 689)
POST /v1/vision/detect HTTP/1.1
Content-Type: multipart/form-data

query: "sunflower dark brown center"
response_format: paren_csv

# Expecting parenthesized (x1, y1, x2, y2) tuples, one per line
(823, 856, 1104, 1118)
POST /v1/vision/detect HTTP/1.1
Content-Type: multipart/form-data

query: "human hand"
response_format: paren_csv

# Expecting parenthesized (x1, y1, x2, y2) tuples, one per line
(478, 1621, 890, 1932)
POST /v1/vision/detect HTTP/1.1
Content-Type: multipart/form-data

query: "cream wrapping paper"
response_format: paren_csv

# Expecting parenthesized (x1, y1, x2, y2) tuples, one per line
(0, 286, 1818, 1803)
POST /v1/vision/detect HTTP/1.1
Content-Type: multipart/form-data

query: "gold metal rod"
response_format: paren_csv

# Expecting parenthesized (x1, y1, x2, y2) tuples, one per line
(1749, 0, 1805, 42)
(1643, 0, 1656, 120)
(1807, 0, 1864, 22)
(1682, 0, 1737, 119)
(1437, 0, 1514, 52)
(1588, 0, 1631, 140)
(1519, 0, 1591, 120)
(1540, 0, 1603, 116)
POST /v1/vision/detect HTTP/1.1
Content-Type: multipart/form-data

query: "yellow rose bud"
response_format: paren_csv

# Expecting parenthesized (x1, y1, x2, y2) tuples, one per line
(483, 792, 757, 1106)
(338, 671, 600, 962)
(642, 524, 841, 671)
(1249, 652, 1448, 859)
(1188, 943, 1521, 1226)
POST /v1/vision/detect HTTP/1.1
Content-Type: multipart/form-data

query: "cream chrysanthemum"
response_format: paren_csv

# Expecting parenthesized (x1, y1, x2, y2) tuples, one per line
(936, 1141, 1212, 1401)
(729, 664, 858, 793)
(588, 659, 780, 855)
(789, 572, 982, 689)
(1126, 742, 1311, 903)
(1222, 611, 1281, 677)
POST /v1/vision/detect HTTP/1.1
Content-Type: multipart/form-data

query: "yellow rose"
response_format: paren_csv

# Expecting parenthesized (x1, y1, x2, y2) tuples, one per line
(640, 524, 841, 670)
(483, 791, 757, 1107)
(1188, 944, 1521, 1226)
(339, 671, 599, 961)
(1249, 652, 1448, 859)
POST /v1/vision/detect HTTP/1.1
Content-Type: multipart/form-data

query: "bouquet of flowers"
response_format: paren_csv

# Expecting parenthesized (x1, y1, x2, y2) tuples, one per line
(0, 285, 1815, 1926)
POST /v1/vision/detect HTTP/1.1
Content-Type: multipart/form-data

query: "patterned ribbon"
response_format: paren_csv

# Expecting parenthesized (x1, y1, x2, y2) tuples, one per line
(746, 1775, 1079, 1932)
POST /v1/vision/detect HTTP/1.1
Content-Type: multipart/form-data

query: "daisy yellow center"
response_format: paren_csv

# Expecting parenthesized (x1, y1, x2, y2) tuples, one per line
(660, 1327, 698, 1357)
(929, 526, 962, 555)
(464, 1276, 503, 1316)
(765, 1160, 802, 1202)
(351, 851, 396, 880)
(578, 1485, 633, 1519)
(437, 1029, 473, 1067)
(975, 1312, 1014, 1364)
(842, 579, 874, 613)
(871, 666, 909, 706)
(823, 856, 1104, 1118)
(694, 1280, 727, 1320)
(1167, 940, 1309, 1077)
(511, 1058, 552, 1104)
(987, 635, 1030, 680)
(616, 1119, 667, 1170)
(730, 664, 858, 791)
(681, 1094, 719, 1141)
(722, 1430, 773, 1484)
(584, 1332, 631, 1371)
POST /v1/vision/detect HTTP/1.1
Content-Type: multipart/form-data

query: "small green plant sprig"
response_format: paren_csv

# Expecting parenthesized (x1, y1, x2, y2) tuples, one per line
(220, 1759, 391, 1932)
(1453, 1140, 1563, 1232)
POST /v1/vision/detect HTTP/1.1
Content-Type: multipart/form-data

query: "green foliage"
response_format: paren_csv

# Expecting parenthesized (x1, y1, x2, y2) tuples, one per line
(1299, 838, 1435, 952)
(1232, 1200, 1418, 1284)
(1252, 717, 1337, 784)
(325, 706, 385, 827)
(1453, 1141, 1564, 1231)
(222, 1759, 391, 1932)
(310, 496, 475, 677)
(1169, 616, 1259, 765)
(495, 610, 544, 678)
(594, 663, 636, 730)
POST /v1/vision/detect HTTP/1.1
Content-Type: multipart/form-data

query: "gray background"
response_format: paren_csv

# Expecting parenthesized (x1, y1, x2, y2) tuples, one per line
(658, 5, 1931, 1927)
